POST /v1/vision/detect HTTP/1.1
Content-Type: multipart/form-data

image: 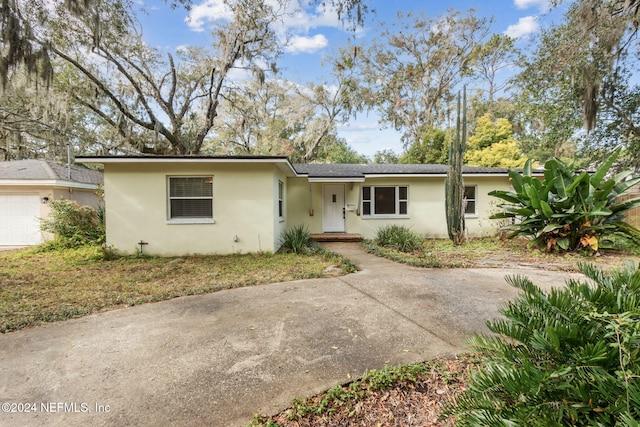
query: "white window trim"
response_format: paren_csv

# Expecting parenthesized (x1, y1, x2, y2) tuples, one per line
(167, 218, 216, 225)
(361, 185, 409, 218)
(167, 176, 214, 224)
(278, 180, 285, 221)
(464, 185, 478, 218)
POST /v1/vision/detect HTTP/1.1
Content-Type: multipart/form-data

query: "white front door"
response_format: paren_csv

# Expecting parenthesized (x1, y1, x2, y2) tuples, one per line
(322, 184, 345, 233)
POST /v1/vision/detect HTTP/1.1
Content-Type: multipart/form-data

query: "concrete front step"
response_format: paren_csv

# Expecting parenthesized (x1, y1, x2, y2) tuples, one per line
(309, 233, 364, 242)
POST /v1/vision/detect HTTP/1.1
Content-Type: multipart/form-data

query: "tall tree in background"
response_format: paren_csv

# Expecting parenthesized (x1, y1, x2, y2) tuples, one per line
(351, 9, 491, 148)
(211, 53, 361, 163)
(472, 34, 520, 106)
(400, 128, 449, 164)
(465, 113, 525, 168)
(0, 0, 369, 87)
(60, 0, 279, 154)
(0, 0, 368, 159)
(516, 0, 640, 169)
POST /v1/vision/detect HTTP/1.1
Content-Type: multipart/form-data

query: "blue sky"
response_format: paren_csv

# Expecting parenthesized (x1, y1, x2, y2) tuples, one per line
(137, 0, 557, 157)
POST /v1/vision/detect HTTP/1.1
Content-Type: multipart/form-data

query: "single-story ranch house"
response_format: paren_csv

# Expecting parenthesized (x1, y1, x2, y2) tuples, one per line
(0, 159, 103, 246)
(77, 155, 520, 256)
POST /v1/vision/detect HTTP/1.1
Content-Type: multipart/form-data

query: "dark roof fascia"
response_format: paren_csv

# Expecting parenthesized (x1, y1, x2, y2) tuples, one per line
(75, 156, 543, 179)
(76, 155, 297, 176)
(292, 163, 529, 179)
(75, 155, 291, 161)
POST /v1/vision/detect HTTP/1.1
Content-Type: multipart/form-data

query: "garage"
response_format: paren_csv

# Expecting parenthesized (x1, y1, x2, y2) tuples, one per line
(0, 194, 42, 246)
(0, 159, 103, 247)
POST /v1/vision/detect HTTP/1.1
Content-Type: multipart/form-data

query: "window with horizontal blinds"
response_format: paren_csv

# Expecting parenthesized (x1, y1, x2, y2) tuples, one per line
(168, 177, 213, 219)
(362, 186, 408, 217)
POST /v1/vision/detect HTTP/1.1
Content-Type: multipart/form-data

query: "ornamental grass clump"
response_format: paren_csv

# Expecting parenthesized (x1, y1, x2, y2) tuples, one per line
(444, 262, 640, 426)
(279, 225, 313, 254)
(375, 225, 423, 253)
(489, 148, 640, 253)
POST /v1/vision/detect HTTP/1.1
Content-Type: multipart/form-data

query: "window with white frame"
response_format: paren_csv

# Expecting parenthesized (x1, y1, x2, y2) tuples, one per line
(278, 180, 284, 219)
(168, 176, 213, 220)
(464, 186, 476, 215)
(362, 186, 408, 217)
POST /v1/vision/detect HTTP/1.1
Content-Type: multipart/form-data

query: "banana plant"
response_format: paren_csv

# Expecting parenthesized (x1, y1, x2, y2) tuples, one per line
(489, 148, 640, 252)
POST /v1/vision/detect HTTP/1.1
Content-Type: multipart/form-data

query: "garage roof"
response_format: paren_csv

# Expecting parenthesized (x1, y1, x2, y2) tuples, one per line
(0, 159, 103, 187)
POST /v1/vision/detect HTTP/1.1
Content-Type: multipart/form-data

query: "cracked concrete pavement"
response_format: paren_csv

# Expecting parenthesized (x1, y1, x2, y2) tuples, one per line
(0, 243, 585, 426)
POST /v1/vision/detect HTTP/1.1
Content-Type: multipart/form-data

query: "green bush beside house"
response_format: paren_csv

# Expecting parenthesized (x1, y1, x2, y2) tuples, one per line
(489, 148, 640, 253)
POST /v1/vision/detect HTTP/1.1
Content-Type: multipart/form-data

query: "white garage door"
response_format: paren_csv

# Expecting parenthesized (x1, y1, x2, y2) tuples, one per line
(0, 194, 42, 246)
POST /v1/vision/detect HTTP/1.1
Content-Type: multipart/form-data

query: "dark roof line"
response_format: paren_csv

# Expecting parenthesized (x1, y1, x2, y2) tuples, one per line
(292, 163, 512, 178)
(74, 155, 532, 177)
(0, 159, 103, 185)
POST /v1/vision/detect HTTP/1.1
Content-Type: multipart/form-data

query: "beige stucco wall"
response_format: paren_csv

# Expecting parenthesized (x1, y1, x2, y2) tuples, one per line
(103, 162, 283, 256)
(286, 175, 512, 239)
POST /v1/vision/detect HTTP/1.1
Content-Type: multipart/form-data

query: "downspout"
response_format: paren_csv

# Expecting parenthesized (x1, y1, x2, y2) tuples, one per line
(67, 143, 72, 180)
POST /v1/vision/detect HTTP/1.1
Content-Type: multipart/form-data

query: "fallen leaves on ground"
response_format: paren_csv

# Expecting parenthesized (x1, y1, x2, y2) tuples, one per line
(254, 356, 475, 427)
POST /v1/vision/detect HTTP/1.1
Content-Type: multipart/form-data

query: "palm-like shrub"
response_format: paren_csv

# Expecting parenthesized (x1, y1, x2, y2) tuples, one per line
(279, 225, 313, 254)
(375, 225, 423, 253)
(445, 263, 640, 426)
(489, 148, 640, 252)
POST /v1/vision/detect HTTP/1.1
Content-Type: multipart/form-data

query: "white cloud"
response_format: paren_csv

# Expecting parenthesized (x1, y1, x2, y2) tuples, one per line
(338, 121, 380, 132)
(285, 34, 328, 54)
(186, 0, 342, 53)
(504, 16, 539, 38)
(514, 0, 549, 10)
(185, 0, 233, 32)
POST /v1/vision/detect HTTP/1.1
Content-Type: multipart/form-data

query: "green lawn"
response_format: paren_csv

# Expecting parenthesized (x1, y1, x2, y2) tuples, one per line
(0, 245, 350, 333)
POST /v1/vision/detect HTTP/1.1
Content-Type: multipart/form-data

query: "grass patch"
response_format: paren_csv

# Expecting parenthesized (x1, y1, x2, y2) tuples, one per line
(365, 236, 640, 271)
(0, 245, 351, 333)
(249, 355, 478, 426)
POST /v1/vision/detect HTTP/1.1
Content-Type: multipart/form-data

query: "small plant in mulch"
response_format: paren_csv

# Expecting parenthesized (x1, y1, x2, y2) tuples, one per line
(249, 356, 477, 427)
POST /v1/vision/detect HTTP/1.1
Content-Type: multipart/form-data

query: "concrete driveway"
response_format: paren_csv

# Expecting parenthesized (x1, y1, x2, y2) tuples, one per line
(0, 243, 584, 427)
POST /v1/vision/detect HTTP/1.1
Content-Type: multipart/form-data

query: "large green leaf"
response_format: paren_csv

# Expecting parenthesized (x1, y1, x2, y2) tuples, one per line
(543, 158, 558, 184)
(566, 172, 590, 194)
(490, 212, 517, 219)
(542, 223, 564, 233)
(540, 200, 553, 219)
(508, 169, 524, 194)
(590, 207, 614, 216)
(525, 183, 541, 209)
(590, 147, 621, 188)
(609, 196, 640, 214)
(592, 179, 616, 202)
(613, 176, 640, 195)
(523, 159, 533, 177)
(508, 207, 536, 216)
(557, 238, 569, 250)
(489, 190, 522, 204)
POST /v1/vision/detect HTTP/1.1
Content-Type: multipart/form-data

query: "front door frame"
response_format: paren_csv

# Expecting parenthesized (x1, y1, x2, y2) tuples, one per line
(322, 184, 346, 233)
